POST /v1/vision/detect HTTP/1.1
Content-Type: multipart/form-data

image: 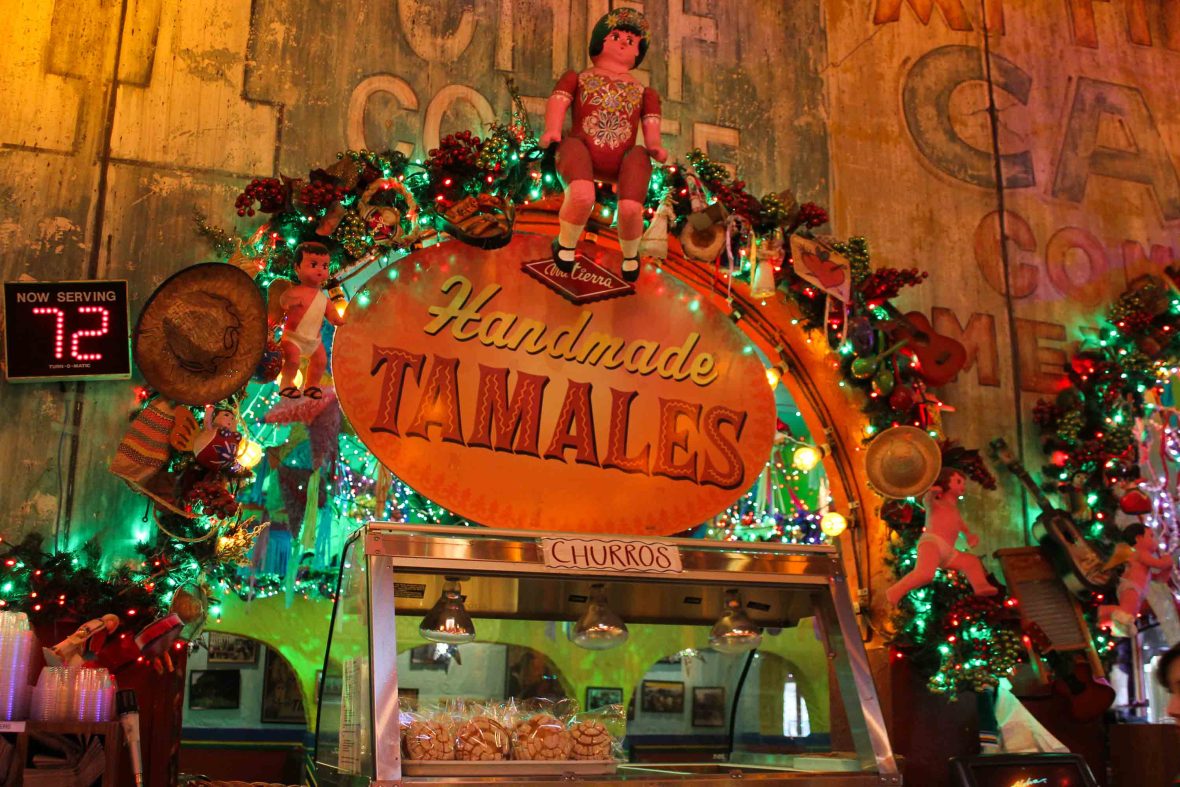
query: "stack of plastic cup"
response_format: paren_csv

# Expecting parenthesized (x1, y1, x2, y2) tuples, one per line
(0, 611, 36, 720)
(73, 668, 114, 722)
(30, 666, 115, 722)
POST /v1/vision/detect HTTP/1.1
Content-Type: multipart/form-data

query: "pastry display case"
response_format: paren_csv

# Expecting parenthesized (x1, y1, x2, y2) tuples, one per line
(312, 523, 900, 786)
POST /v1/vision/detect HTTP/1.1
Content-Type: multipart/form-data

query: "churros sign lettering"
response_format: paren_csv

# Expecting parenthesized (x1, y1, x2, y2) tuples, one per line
(333, 234, 776, 535)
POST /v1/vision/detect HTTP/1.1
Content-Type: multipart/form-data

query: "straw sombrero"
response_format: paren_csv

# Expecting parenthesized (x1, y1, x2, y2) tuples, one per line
(864, 426, 942, 499)
(133, 263, 266, 406)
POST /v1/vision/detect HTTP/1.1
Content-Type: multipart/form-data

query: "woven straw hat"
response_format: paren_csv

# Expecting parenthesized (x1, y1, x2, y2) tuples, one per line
(864, 426, 942, 499)
(133, 263, 266, 406)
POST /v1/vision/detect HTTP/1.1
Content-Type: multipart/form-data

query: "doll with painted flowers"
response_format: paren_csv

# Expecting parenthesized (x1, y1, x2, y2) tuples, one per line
(540, 8, 667, 283)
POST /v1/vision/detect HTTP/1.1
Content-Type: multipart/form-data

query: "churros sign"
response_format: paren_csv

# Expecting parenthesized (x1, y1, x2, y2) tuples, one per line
(333, 234, 776, 535)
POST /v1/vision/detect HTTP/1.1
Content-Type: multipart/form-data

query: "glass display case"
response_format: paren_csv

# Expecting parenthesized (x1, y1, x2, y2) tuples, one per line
(313, 523, 899, 786)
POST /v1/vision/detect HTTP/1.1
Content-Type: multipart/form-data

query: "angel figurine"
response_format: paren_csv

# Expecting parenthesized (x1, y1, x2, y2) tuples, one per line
(271, 241, 345, 399)
(886, 468, 999, 605)
(1099, 523, 1172, 636)
(539, 8, 667, 282)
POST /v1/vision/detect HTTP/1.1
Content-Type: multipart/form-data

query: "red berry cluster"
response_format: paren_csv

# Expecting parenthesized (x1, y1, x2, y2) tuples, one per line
(941, 442, 998, 489)
(184, 479, 239, 518)
(797, 202, 829, 228)
(858, 267, 929, 303)
(299, 180, 346, 213)
(426, 131, 484, 176)
(707, 179, 762, 221)
(235, 178, 286, 216)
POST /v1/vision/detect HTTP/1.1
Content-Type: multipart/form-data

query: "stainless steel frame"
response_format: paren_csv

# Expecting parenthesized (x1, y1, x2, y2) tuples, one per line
(315, 523, 901, 786)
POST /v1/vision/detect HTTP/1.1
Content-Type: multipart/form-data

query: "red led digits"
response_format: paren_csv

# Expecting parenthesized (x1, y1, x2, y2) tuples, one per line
(71, 306, 109, 361)
(32, 307, 66, 359)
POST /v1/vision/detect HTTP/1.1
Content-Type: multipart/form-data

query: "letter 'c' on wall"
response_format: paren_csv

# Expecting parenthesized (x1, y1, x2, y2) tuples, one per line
(902, 45, 1034, 189)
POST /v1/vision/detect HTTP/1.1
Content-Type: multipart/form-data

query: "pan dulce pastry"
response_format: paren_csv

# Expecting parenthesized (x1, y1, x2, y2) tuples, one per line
(569, 719, 613, 760)
(456, 715, 510, 761)
(511, 713, 572, 761)
(403, 719, 455, 761)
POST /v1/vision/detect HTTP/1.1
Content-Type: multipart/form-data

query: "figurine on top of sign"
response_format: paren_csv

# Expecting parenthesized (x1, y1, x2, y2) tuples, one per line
(886, 467, 1000, 605)
(540, 8, 666, 283)
(270, 241, 345, 399)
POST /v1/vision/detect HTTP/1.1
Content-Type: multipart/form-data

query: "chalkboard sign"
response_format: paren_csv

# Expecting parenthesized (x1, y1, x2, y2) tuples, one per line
(3, 280, 131, 382)
(952, 754, 1099, 787)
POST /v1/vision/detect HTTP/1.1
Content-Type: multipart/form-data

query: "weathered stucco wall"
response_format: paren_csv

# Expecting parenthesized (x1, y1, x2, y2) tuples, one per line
(825, 1, 1180, 598)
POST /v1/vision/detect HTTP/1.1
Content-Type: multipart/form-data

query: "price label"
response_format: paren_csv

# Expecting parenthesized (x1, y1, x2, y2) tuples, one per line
(0, 720, 26, 733)
(4, 280, 131, 382)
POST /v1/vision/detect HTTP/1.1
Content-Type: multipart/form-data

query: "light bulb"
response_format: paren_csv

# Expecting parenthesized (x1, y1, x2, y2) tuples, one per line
(820, 512, 847, 538)
(569, 584, 628, 650)
(765, 366, 781, 389)
(709, 589, 762, 654)
(235, 439, 263, 469)
(792, 445, 821, 472)
(419, 578, 476, 644)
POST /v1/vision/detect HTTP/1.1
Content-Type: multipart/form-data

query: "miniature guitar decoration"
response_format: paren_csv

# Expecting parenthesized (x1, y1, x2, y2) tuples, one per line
(879, 304, 968, 388)
(990, 438, 1114, 592)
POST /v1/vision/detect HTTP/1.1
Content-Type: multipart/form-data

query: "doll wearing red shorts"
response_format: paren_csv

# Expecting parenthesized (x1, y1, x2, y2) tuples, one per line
(540, 9, 667, 283)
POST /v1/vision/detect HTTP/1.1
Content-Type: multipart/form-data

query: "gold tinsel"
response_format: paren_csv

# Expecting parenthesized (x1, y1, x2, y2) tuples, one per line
(216, 516, 267, 566)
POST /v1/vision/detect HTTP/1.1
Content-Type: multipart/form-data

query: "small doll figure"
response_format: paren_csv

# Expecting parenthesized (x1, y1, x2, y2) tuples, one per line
(275, 241, 344, 399)
(170, 404, 246, 474)
(1099, 523, 1172, 636)
(886, 468, 999, 605)
(193, 406, 243, 472)
(540, 8, 667, 282)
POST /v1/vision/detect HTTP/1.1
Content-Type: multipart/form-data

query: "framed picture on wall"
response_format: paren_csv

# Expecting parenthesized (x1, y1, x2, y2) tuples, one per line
(189, 670, 240, 710)
(206, 632, 259, 665)
(261, 648, 306, 724)
(692, 687, 726, 727)
(640, 680, 684, 714)
(585, 686, 623, 711)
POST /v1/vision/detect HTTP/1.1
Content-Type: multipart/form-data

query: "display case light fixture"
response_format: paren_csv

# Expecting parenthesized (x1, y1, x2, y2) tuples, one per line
(569, 583, 629, 650)
(709, 589, 763, 654)
(419, 577, 476, 644)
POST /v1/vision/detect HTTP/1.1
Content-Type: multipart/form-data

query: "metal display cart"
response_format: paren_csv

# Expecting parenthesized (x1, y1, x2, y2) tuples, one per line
(313, 523, 900, 786)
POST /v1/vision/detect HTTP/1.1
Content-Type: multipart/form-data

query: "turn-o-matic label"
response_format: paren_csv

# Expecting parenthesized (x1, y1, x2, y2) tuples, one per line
(332, 234, 776, 535)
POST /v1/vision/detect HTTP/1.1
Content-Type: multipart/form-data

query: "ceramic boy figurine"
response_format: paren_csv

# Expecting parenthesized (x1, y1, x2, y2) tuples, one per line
(540, 8, 666, 282)
(277, 241, 343, 399)
(886, 468, 999, 605)
(1099, 523, 1172, 635)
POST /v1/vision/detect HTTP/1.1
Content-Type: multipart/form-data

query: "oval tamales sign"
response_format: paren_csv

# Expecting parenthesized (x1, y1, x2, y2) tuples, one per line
(332, 233, 776, 535)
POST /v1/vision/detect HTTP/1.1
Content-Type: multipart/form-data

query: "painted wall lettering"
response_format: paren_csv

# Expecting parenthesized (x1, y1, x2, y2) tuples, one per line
(931, 308, 1001, 387)
(1053, 77, 1180, 222)
(903, 46, 1034, 189)
(1014, 317, 1068, 394)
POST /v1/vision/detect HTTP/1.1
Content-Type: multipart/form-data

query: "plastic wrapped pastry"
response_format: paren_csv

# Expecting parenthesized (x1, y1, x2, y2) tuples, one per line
(456, 715, 510, 761)
(511, 713, 573, 761)
(403, 719, 455, 761)
(569, 719, 613, 760)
